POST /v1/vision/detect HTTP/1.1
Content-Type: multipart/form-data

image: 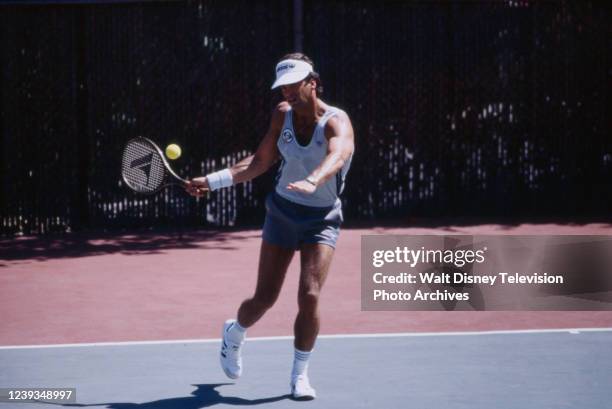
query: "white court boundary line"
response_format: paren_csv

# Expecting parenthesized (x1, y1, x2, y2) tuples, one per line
(1, 327, 611, 350)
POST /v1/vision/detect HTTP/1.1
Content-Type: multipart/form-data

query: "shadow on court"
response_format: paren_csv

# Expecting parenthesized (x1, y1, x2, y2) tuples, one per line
(0, 229, 262, 264)
(4, 220, 611, 266)
(54, 384, 290, 408)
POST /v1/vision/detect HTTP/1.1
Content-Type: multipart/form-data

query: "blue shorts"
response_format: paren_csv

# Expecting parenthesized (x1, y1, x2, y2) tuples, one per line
(262, 192, 343, 250)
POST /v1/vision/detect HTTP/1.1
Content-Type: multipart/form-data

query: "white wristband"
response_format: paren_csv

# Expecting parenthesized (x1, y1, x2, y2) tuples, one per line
(206, 169, 233, 191)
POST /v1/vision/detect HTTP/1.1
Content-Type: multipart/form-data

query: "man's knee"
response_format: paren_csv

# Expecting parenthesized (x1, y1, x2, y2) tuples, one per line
(249, 291, 279, 311)
(298, 289, 320, 314)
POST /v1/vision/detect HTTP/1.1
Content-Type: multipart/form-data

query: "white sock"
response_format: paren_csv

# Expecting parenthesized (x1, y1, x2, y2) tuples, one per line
(292, 348, 312, 378)
(226, 320, 246, 344)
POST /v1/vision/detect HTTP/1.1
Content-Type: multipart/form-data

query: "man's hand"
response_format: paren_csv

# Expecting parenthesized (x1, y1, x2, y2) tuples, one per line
(286, 179, 317, 194)
(185, 177, 209, 197)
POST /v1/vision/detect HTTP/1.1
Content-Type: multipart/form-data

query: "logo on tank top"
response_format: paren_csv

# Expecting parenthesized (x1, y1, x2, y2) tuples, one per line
(281, 128, 294, 143)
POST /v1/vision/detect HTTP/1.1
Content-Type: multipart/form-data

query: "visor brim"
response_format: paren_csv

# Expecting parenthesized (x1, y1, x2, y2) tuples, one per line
(270, 71, 311, 89)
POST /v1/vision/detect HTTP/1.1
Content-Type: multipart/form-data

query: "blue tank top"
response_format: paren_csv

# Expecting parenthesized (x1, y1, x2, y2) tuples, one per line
(275, 106, 352, 207)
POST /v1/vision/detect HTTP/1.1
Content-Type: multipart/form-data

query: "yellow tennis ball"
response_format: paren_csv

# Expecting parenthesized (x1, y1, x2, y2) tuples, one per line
(165, 143, 181, 160)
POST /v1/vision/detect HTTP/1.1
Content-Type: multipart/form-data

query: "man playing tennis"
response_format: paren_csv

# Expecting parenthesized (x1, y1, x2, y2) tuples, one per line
(185, 53, 354, 400)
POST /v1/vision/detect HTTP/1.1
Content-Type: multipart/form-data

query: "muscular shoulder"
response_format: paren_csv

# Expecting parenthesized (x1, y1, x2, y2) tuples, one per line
(324, 110, 353, 139)
(327, 109, 351, 128)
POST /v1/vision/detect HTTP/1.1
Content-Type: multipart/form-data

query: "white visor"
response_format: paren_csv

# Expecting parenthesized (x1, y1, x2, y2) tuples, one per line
(271, 59, 313, 89)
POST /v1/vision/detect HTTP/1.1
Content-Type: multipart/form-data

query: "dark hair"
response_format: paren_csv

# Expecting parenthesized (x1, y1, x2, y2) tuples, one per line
(280, 52, 323, 94)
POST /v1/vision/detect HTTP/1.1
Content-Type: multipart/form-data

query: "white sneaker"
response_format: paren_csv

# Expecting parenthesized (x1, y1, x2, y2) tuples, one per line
(220, 319, 243, 379)
(291, 375, 316, 400)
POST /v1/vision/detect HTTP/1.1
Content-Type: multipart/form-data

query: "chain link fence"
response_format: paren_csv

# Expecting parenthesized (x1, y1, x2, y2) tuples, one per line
(1, 1, 610, 235)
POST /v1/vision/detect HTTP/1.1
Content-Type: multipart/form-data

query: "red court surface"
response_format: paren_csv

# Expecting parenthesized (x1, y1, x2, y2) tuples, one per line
(2, 224, 612, 346)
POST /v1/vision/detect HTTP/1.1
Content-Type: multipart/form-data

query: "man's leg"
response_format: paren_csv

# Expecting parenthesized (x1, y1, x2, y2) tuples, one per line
(238, 240, 295, 327)
(295, 243, 334, 350)
(291, 243, 335, 399)
(220, 240, 295, 379)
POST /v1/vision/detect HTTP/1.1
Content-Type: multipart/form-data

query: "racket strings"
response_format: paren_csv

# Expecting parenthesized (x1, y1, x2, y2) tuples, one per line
(121, 140, 166, 193)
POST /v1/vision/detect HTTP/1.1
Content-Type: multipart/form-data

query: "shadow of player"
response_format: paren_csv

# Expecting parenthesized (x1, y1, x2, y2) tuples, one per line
(52, 383, 290, 409)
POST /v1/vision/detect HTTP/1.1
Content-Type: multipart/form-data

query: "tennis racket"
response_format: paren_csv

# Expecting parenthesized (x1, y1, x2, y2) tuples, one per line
(121, 136, 188, 194)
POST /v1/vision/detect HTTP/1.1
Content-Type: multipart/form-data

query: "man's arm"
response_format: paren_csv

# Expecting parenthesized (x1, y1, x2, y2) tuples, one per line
(286, 111, 355, 194)
(186, 103, 288, 196)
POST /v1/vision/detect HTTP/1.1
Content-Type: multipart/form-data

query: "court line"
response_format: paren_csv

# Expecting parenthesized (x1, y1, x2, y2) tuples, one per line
(1, 327, 611, 350)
